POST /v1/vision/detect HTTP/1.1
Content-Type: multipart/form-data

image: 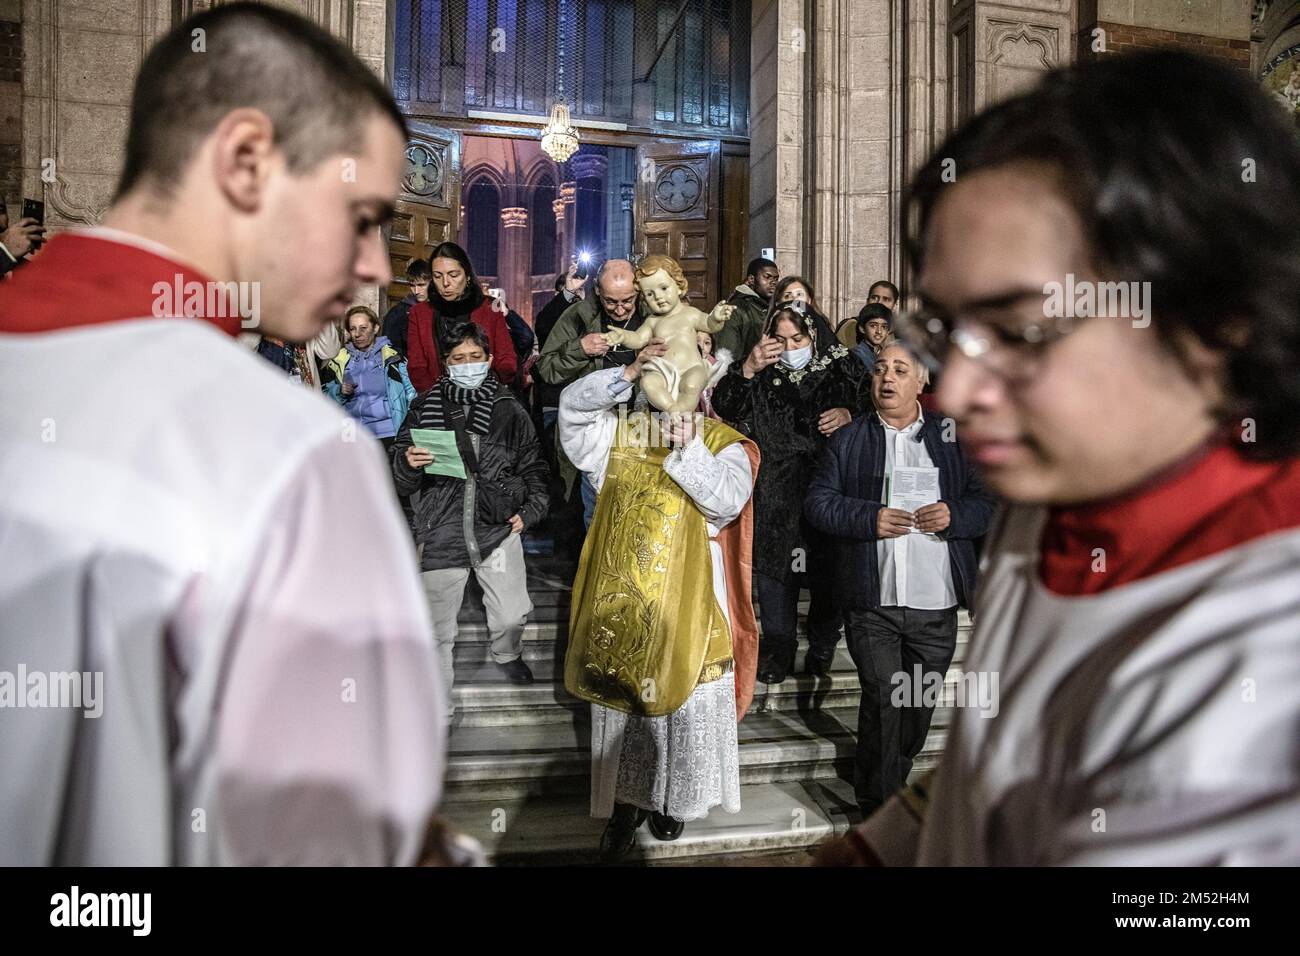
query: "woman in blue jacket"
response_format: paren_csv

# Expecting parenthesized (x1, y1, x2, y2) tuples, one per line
(326, 306, 416, 447)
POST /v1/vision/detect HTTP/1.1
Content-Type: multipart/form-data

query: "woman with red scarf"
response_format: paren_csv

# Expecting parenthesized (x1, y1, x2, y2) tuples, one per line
(406, 241, 516, 393)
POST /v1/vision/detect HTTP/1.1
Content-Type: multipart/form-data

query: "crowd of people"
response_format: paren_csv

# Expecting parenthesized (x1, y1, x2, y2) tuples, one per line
(2, 2, 1296, 869)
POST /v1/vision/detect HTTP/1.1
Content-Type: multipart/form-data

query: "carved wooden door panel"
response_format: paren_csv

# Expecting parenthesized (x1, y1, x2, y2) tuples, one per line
(386, 121, 462, 306)
(633, 139, 722, 309)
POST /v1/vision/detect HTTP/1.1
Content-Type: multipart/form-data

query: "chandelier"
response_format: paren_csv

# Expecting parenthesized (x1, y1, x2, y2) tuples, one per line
(540, 102, 579, 162)
(540, 0, 579, 163)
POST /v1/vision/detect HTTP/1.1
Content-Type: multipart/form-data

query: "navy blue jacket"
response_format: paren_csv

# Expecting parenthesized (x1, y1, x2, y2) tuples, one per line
(804, 412, 997, 610)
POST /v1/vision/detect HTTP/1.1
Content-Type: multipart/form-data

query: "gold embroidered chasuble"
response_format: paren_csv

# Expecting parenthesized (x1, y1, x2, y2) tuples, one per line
(565, 413, 747, 717)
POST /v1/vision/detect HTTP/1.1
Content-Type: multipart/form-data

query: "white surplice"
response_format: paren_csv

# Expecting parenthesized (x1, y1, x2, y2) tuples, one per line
(559, 367, 753, 821)
(0, 228, 446, 865)
(856, 504, 1300, 865)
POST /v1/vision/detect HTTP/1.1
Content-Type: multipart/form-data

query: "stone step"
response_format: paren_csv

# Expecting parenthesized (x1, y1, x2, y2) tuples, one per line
(443, 776, 888, 865)
(441, 703, 950, 803)
(450, 615, 972, 664)
(448, 638, 971, 726)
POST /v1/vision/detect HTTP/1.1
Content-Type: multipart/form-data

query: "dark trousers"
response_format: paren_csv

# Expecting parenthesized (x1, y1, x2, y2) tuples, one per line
(754, 570, 841, 666)
(845, 605, 957, 816)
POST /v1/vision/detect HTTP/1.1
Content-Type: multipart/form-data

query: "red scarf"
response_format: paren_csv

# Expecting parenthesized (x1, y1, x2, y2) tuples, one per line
(1039, 440, 1300, 595)
(0, 230, 240, 337)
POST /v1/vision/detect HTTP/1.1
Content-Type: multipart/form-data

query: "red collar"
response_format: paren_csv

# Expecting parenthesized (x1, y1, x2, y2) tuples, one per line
(0, 231, 240, 337)
(1039, 440, 1300, 595)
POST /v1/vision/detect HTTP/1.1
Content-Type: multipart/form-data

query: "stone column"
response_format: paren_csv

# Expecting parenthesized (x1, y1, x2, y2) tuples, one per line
(21, 0, 175, 230)
(552, 196, 567, 274)
(559, 179, 577, 269)
(751, 0, 900, 325)
(500, 206, 529, 324)
(949, 0, 1076, 125)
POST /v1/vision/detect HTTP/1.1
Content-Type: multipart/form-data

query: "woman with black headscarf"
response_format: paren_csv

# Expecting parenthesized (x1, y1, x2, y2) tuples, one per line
(712, 290, 866, 684)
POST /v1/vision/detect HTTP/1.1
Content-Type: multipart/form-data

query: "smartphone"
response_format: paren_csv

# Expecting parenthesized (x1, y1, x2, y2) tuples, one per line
(488, 287, 504, 300)
(22, 198, 45, 225)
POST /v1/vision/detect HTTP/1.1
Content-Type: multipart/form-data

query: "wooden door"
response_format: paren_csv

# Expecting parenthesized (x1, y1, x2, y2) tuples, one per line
(385, 121, 462, 307)
(633, 139, 722, 308)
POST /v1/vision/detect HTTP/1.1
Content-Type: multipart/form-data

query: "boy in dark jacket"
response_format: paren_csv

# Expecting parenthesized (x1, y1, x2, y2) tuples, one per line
(381, 257, 431, 358)
(392, 321, 549, 714)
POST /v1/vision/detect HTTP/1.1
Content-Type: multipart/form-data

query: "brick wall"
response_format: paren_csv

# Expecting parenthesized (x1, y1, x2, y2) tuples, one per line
(1078, 21, 1252, 70)
(0, 17, 20, 213)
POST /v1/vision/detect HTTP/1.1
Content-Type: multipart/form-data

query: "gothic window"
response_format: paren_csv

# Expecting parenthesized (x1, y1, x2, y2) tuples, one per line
(465, 179, 501, 277)
(530, 179, 557, 275)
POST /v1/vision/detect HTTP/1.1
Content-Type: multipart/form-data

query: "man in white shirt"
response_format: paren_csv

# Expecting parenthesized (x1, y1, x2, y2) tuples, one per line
(806, 342, 995, 816)
(0, 3, 447, 865)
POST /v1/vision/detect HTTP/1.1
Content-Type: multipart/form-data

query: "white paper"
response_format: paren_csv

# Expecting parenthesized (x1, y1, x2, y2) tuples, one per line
(890, 465, 940, 534)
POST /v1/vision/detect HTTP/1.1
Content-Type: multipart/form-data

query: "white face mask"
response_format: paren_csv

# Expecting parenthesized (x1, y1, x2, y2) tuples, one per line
(449, 361, 490, 389)
(780, 345, 813, 369)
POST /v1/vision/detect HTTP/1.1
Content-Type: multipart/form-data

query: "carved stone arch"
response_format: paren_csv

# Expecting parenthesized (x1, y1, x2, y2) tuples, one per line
(462, 162, 508, 194)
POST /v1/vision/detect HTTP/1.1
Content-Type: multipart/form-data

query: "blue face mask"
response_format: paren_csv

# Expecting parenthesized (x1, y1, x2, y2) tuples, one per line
(449, 361, 490, 389)
(780, 345, 813, 370)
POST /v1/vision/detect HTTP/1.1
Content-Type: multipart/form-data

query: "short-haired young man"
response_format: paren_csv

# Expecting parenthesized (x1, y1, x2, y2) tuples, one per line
(0, 3, 447, 865)
(867, 280, 900, 311)
(715, 256, 780, 361)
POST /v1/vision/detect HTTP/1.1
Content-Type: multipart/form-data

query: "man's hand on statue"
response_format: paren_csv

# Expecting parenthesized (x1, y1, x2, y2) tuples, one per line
(507, 514, 525, 534)
(581, 332, 611, 356)
(877, 507, 915, 538)
(405, 446, 434, 470)
(913, 502, 950, 534)
(818, 407, 851, 435)
(624, 338, 668, 382)
(743, 336, 783, 378)
(666, 412, 697, 447)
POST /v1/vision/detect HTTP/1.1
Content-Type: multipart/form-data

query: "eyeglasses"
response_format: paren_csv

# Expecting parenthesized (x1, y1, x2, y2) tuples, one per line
(892, 306, 1083, 384)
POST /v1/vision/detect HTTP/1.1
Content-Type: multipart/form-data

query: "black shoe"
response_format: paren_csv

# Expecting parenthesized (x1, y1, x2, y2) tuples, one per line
(599, 803, 647, 862)
(803, 650, 835, 678)
(497, 658, 534, 684)
(647, 811, 685, 842)
(757, 654, 792, 684)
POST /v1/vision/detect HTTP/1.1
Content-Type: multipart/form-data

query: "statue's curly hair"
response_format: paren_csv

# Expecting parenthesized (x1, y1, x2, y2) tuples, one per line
(635, 254, 689, 295)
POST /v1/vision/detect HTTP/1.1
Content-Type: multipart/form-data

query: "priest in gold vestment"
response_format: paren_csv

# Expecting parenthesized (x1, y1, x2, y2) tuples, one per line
(559, 341, 760, 862)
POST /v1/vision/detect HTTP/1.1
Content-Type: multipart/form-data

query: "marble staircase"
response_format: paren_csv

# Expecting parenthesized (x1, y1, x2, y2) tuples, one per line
(439, 544, 971, 865)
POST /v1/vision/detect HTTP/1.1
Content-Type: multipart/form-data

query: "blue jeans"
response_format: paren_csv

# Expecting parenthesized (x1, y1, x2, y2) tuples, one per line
(581, 473, 597, 529)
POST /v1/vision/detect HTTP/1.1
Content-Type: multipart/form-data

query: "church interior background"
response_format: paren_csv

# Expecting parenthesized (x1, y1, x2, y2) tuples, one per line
(2, 0, 1297, 864)
(5, 0, 1294, 328)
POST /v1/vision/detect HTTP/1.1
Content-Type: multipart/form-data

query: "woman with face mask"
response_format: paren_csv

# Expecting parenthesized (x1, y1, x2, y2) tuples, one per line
(712, 295, 867, 684)
(405, 241, 518, 393)
(392, 321, 551, 711)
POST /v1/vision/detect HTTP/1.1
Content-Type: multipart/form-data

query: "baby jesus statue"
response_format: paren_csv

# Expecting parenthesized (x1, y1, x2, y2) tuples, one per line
(603, 254, 735, 413)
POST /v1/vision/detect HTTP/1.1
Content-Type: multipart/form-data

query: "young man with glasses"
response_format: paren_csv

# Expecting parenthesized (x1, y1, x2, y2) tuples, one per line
(818, 50, 1300, 865)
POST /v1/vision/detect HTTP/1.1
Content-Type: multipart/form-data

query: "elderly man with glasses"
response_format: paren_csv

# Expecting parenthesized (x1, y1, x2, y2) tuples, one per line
(538, 259, 651, 528)
(806, 341, 996, 818)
